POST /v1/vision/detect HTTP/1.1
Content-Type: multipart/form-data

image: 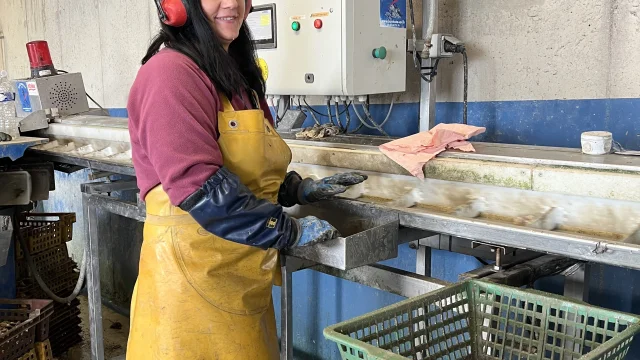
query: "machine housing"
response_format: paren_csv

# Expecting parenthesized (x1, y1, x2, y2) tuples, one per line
(11, 73, 90, 132)
(248, 0, 407, 96)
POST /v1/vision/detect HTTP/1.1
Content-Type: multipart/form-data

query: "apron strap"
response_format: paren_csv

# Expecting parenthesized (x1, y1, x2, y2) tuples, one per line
(219, 90, 261, 113)
(219, 93, 235, 113)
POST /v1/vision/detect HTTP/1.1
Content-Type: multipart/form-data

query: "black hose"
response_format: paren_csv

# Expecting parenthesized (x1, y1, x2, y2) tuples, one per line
(303, 99, 350, 117)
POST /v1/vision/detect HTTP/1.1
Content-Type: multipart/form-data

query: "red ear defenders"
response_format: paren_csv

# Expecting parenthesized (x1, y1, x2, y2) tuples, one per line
(155, 0, 253, 27)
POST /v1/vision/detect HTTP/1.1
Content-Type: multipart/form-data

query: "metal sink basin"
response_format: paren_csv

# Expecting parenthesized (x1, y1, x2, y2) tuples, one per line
(284, 200, 399, 270)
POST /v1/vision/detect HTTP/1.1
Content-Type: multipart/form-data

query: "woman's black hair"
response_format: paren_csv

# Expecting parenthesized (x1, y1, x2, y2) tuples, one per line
(143, 0, 264, 108)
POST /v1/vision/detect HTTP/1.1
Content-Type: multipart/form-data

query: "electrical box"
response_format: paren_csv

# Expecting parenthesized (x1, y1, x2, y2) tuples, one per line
(248, 0, 407, 97)
(12, 73, 89, 118)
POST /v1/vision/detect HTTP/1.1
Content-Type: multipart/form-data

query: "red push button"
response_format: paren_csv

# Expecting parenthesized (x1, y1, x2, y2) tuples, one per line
(314, 19, 323, 29)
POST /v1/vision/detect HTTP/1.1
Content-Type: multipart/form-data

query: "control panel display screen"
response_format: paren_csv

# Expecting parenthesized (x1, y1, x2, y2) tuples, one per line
(247, 4, 277, 49)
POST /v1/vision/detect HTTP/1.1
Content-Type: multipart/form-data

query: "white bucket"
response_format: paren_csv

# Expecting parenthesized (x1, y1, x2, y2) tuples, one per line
(581, 131, 612, 155)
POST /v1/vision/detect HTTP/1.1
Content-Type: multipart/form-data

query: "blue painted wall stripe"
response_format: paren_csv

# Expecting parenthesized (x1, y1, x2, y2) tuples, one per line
(109, 97, 640, 150)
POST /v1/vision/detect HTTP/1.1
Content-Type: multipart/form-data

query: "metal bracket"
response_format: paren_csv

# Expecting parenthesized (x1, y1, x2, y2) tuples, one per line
(472, 241, 507, 271)
(81, 180, 139, 195)
(88, 171, 116, 181)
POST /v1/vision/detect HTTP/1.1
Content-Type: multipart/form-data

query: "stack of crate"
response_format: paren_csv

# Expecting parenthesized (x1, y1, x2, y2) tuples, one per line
(15, 213, 83, 356)
(0, 298, 54, 360)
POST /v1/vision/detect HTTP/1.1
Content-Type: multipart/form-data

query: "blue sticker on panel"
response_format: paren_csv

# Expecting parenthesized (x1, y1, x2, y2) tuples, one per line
(380, 0, 407, 29)
(16, 82, 32, 113)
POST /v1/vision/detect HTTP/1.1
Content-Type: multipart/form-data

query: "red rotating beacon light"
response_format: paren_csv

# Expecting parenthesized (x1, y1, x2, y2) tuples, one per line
(26, 40, 57, 78)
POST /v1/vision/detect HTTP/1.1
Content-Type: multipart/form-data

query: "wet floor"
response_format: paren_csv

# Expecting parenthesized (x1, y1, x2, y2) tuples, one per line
(57, 296, 129, 360)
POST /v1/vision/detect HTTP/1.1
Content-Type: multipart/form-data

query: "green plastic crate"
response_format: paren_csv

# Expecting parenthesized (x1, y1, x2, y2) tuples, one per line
(324, 280, 640, 360)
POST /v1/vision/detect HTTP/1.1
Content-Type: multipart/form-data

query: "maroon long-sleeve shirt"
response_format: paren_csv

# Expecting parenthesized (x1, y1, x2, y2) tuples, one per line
(128, 48, 274, 205)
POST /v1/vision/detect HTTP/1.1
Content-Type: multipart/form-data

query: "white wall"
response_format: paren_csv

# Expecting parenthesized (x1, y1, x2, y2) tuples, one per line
(1, 0, 640, 107)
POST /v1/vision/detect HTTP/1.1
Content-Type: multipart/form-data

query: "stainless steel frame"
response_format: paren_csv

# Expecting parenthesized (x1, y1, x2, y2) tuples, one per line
(79, 181, 449, 360)
(81, 181, 144, 360)
(76, 173, 634, 360)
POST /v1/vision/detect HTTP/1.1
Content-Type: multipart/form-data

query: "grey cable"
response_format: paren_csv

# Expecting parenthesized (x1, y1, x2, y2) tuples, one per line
(352, 97, 395, 136)
(343, 101, 351, 133)
(334, 101, 343, 132)
(297, 97, 320, 125)
(361, 104, 390, 137)
(326, 100, 335, 126)
(352, 101, 377, 130)
(305, 104, 321, 125)
(14, 214, 87, 304)
(408, 0, 420, 69)
(350, 107, 365, 134)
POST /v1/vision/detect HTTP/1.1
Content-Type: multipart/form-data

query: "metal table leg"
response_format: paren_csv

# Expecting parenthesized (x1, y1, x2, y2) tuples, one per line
(563, 263, 591, 353)
(83, 194, 104, 360)
(416, 245, 432, 276)
(81, 181, 144, 360)
(280, 255, 293, 360)
(416, 235, 437, 277)
(564, 262, 590, 302)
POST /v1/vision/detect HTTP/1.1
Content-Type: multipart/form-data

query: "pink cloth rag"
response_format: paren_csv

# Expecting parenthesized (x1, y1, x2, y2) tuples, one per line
(379, 123, 486, 178)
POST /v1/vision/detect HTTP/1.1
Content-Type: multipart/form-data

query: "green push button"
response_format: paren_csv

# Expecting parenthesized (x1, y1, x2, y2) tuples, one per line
(372, 46, 387, 60)
(292, 21, 300, 31)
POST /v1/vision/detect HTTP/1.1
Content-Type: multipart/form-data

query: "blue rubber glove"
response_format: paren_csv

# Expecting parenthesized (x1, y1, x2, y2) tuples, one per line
(292, 216, 340, 247)
(300, 172, 368, 204)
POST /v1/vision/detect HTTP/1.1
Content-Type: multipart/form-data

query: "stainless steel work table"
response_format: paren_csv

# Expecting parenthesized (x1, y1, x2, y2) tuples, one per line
(26, 139, 640, 360)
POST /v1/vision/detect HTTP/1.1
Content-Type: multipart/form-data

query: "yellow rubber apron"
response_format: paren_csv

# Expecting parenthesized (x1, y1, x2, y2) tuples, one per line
(126, 94, 291, 359)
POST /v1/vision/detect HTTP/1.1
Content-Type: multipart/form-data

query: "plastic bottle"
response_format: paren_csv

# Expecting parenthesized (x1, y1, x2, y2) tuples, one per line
(0, 70, 19, 140)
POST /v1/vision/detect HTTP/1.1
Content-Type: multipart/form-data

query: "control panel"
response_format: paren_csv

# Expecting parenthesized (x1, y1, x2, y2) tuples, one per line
(248, 0, 407, 96)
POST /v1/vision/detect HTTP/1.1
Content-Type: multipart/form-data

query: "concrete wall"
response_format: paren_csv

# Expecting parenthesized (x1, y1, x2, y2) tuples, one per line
(3, 0, 640, 359)
(0, 0, 160, 107)
(3, 1, 640, 103)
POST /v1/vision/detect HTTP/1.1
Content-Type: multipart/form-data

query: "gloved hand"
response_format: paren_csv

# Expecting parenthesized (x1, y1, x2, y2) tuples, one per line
(278, 171, 368, 207)
(292, 216, 340, 247)
(180, 167, 299, 250)
(300, 172, 368, 203)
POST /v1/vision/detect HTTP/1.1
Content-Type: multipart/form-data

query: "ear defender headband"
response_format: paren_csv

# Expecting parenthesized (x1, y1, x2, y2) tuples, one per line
(155, 0, 253, 27)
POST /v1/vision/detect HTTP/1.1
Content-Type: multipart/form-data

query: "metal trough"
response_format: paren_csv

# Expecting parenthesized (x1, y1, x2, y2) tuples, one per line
(285, 201, 399, 270)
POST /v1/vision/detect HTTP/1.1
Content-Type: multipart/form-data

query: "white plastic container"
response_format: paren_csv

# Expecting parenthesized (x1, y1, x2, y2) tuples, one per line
(581, 131, 612, 155)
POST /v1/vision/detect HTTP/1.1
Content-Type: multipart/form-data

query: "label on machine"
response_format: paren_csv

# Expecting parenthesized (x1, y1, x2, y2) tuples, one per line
(16, 82, 32, 113)
(380, 0, 407, 29)
(26, 81, 38, 96)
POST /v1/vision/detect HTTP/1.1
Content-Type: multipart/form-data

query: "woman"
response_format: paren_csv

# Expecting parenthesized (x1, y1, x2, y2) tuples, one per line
(126, 0, 367, 358)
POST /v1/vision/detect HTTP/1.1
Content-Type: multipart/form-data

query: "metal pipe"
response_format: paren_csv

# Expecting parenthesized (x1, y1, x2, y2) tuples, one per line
(419, 0, 438, 131)
(563, 263, 591, 302)
(84, 194, 105, 360)
(423, 0, 436, 41)
(81, 182, 147, 360)
(312, 264, 448, 298)
(280, 256, 293, 360)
